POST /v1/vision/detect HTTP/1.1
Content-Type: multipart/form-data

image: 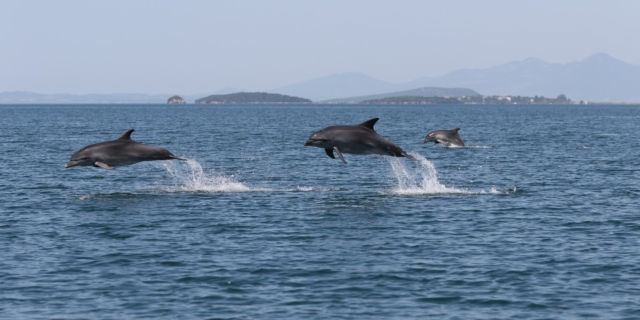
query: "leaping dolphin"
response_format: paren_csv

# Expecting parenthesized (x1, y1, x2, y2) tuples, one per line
(65, 129, 185, 170)
(303, 118, 415, 164)
(423, 128, 465, 147)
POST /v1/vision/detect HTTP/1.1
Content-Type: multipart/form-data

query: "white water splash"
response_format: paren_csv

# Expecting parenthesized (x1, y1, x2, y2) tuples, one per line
(158, 159, 259, 193)
(154, 160, 339, 193)
(385, 154, 513, 195)
(386, 153, 470, 195)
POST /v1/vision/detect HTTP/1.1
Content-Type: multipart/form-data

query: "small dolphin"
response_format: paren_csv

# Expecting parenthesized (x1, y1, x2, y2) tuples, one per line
(303, 118, 414, 164)
(65, 129, 185, 170)
(423, 128, 465, 147)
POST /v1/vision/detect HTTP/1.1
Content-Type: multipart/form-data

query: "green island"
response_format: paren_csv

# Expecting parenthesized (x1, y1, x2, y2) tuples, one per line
(362, 94, 572, 105)
(195, 92, 312, 104)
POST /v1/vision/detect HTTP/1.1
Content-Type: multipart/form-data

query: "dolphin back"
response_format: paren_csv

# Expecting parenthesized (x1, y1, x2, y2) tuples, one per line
(119, 141, 183, 161)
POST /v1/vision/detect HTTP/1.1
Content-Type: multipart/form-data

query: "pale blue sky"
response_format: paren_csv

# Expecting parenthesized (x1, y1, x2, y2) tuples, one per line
(1, 0, 639, 94)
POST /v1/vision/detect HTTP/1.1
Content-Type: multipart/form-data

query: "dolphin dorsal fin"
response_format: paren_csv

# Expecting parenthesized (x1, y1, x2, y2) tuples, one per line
(357, 118, 379, 131)
(451, 127, 461, 133)
(117, 129, 135, 140)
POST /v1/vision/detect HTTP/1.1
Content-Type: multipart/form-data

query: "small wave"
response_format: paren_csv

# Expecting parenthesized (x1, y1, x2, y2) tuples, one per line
(294, 186, 340, 192)
(434, 144, 495, 149)
(157, 159, 263, 193)
(75, 192, 151, 201)
(464, 186, 517, 195)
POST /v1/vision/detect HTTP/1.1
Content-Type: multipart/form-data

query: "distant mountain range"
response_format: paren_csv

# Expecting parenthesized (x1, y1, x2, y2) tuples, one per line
(270, 53, 640, 102)
(402, 53, 640, 102)
(2, 53, 639, 103)
(321, 86, 479, 103)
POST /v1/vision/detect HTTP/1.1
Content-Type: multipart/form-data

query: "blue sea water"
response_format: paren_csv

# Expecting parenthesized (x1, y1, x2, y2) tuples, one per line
(1, 104, 639, 319)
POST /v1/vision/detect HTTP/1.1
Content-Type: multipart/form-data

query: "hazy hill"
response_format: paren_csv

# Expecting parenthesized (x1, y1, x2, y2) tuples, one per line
(269, 72, 396, 101)
(322, 86, 480, 103)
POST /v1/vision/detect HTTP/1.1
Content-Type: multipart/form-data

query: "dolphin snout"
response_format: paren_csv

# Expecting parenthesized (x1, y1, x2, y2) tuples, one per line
(423, 136, 436, 144)
(303, 140, 312, 146)
(65, 161, 77, 168)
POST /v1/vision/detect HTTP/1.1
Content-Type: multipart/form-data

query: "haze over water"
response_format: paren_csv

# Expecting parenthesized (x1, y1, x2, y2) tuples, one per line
(1, 104, 639, 318)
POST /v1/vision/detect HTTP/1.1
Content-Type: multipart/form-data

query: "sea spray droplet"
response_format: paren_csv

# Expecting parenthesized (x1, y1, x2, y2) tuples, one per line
(160, 159, 252, 193)
(386, 153, 470, 195)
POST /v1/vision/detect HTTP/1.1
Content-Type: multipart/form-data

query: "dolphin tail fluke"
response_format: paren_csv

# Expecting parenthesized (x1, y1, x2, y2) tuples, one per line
(333, 147, 347, 164)
(402, 152, 417, 161)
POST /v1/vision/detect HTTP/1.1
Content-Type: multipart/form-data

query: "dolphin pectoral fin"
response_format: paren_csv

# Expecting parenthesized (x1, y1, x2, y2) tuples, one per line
(333, 147, 347, 164)
(324, 148, 335, 159)
(94, 162, 115, 170)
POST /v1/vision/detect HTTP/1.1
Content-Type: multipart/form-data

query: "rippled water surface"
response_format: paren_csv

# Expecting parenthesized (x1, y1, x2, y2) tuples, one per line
(1, 104, 639, 319)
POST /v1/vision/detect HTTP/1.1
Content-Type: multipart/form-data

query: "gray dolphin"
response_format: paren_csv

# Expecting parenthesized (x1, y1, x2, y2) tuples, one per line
(65, 129, 185, 170)
(303, 118, 415, 164)
(423, 128, 465, 147)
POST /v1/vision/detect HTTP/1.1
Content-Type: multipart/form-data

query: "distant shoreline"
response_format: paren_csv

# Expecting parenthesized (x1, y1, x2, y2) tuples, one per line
(2, 102, 640, 106)
(4, 88, 640, 105)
